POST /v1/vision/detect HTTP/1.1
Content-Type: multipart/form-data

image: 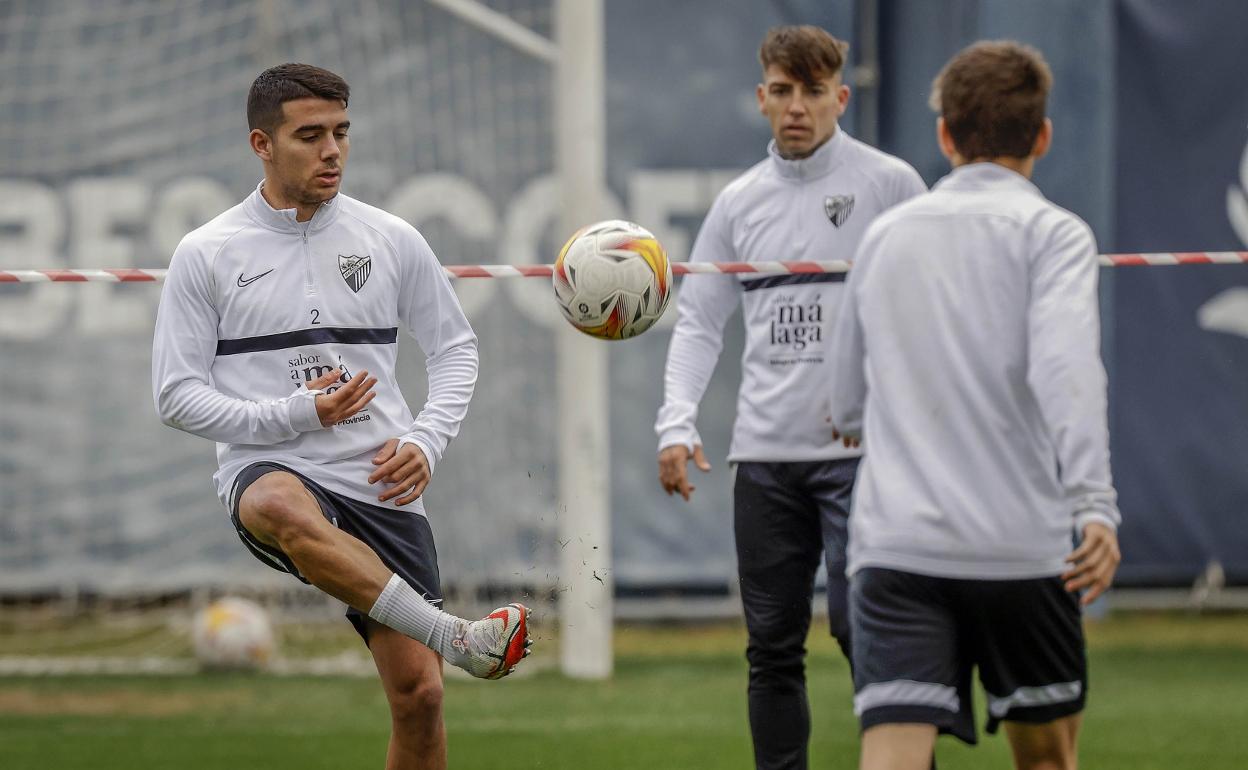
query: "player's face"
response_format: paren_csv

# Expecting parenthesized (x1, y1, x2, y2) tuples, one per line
(257, 97, 350, 211)
(757, 65, 849, 159)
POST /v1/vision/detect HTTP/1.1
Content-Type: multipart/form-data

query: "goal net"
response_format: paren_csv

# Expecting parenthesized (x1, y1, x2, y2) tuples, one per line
(0, 0, 607, 671)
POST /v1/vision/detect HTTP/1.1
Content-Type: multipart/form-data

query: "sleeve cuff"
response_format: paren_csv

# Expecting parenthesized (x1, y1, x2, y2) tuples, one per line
(288, 390, 325, 433)
(657, 427, 702, 453)
(828, 406, 863, 439)
(398, 436, 437, 476)
(1074, 510, 1119, 537)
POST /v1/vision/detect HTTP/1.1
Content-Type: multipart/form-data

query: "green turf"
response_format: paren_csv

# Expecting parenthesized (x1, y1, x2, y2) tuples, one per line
(1, 614, 1246, 769)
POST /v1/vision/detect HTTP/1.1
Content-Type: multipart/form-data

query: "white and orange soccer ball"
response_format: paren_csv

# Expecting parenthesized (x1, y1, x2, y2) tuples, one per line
(552, 220, 672, 340)
(190, 597, 276, 671)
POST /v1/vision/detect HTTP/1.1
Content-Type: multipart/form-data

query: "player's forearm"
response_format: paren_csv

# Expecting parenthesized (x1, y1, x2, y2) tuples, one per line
(655, 322, 725, 449)
(826, 339, 866, 436)
(826, 267, 867, 435)
(403, 337, 478, 474)
(664, 330, 722, 401)
(1029, 339, 1119, 530)
(826, 364, 866, 437)
(661, 275, 736, 407)
(1027, 221, 1119, 528)
(155, 378, 323, 445)
(1041, 387, 1119, 529)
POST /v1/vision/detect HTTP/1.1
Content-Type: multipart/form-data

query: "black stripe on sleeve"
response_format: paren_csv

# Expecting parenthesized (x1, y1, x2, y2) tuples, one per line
(216, 326, 398, 356)
(740, 273, 847, 292)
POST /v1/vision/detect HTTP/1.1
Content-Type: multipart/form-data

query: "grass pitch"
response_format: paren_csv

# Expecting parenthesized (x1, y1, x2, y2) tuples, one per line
(1, 613, 1246, 768)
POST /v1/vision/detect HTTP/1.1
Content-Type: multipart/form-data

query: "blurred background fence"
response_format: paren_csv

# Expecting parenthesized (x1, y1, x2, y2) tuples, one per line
(1, 0, 1246, 631)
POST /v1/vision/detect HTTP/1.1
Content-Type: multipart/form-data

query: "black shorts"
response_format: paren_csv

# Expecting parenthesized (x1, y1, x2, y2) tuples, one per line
(229, 462, 442, 642)
(850, 567, 1087, 745)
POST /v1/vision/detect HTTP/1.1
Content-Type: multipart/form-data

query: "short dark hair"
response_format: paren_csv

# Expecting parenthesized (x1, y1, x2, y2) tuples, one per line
(929, 41, 1052, 160)
(247, 63, 350, 134)
(759, 26, 849, 87)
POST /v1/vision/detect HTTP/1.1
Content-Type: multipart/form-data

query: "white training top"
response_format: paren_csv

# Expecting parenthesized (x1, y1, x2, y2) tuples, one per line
(828, 162, 1121, 580)
(152, 183, 478, 516)
(655, 128, 926, 462)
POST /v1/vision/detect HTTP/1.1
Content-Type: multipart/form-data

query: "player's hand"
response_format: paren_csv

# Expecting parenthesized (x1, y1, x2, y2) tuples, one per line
(369, 438, 430, 506)
(658, 444, 711, 501)
(1061, 522, 1121, 606)
(830, 424, 861, 449)
(311, 369, 378, 427)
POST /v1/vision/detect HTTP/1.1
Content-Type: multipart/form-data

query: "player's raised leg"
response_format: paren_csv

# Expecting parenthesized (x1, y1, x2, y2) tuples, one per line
(237, 469, 530, 679)
(239, 470, 391, 607)
(367, 620, 448, 770)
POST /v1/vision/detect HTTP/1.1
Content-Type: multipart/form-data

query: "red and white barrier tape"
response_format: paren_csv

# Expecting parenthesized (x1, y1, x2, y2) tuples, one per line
(1, 253, 1246, 283)
(0, 269, 166, 283)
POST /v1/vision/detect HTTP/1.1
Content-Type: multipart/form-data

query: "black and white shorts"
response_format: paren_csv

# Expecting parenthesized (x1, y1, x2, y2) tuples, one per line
(229, 461, 442, 643)
(850, 567, 1087, 745)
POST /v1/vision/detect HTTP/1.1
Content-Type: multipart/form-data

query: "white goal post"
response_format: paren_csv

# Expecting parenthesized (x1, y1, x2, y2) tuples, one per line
(553, 0, 613, 680)
(285, 0, 615, 679)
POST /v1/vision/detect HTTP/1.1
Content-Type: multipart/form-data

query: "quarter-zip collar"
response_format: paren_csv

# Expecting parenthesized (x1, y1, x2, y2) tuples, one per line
(244, 181, 342, 234)
(767, 124, 847, 182)
(933, 161, 1043, 199)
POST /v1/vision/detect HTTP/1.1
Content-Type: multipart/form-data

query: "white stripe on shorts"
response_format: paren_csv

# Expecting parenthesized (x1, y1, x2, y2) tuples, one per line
(853, 680, 959, 715)
(237, 526, 293, 571)
(987, 681, 1083, 718)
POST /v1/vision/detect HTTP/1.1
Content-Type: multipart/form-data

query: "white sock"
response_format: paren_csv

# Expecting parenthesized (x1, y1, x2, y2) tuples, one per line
(367, 573, 467, 659)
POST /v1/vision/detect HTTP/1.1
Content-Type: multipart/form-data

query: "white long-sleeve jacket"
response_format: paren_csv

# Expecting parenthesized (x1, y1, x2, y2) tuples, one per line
(829, 162, 1120, 579)
(655, 128, 926, 461)
(152, 184, 478, 516)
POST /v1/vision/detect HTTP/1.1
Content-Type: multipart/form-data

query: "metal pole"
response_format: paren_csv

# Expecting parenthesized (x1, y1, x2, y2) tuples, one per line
(852, 0, 881, 147)
(554, 0, 612, 679)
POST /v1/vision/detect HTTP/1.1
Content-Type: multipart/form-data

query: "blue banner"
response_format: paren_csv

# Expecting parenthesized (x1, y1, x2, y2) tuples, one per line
(1112, 0, 1248, 584)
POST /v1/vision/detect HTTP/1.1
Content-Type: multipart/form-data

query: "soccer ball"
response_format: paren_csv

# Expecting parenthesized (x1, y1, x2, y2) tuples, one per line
(552, 220, 672, 339)
(190, 597, 276, 671)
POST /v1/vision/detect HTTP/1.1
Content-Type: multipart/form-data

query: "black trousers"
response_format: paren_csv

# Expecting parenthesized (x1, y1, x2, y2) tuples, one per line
(734, 459, 858, 770)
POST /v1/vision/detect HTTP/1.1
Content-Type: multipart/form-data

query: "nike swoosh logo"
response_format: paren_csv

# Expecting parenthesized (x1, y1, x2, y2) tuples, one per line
(237, 269, 275, 288)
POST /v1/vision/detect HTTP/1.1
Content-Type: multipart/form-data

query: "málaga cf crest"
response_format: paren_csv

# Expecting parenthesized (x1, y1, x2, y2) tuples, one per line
(338, 254, 372, 293)
(824, 195, 854, 228)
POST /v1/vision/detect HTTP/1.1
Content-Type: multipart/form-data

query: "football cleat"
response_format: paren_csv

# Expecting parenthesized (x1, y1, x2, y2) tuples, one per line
(449, 603, 532, 680)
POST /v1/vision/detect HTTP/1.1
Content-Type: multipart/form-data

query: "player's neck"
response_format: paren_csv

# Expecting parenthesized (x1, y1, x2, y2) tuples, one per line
(259, 179, 319, 222)
(986, 156, 1035, 178)
(953, 155, 1036, 179)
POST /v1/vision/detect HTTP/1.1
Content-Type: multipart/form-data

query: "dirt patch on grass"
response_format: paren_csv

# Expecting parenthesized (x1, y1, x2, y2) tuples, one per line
(0, 687, 249, 716)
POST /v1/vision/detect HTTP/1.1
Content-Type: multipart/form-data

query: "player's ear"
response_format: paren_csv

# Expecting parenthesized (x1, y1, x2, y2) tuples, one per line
(833, 69, 851, 115)
(936, 117, 958, 163)
(250, 128, 273, 162)
(1031, 118, 1053, 161)
(756, 82, 766, 114)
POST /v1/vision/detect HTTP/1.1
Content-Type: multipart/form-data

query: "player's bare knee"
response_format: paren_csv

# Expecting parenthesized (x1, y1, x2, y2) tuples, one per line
(388, 675, 444, 725)
(238, 473, 320, 546)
